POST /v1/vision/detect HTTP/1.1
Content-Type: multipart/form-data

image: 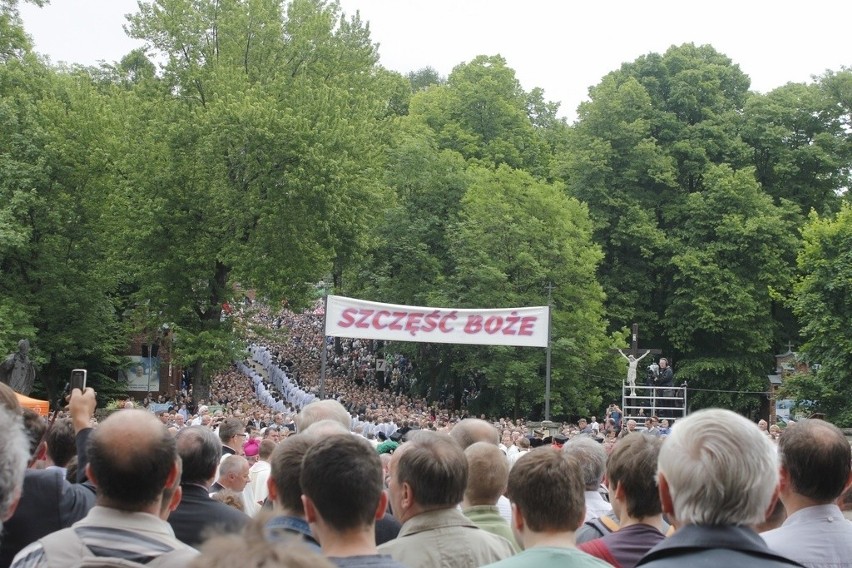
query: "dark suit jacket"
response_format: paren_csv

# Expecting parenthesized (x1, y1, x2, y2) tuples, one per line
(167, 484, 249, 548)
(0, 429, 96, 568)
(0, 469, 95, 567)
(637, 524, 805, 568)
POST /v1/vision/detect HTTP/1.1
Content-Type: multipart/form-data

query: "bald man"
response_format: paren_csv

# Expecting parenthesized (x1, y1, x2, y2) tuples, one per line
(12, 409, 197, 566)
(449, 419, 512, 523)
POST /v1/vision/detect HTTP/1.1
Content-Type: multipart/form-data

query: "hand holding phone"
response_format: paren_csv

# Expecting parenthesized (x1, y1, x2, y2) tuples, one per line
(70, 369, 87, 391)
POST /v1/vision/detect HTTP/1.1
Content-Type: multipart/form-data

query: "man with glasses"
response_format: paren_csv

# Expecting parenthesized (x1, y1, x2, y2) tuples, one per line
(218, 417, 247, 457)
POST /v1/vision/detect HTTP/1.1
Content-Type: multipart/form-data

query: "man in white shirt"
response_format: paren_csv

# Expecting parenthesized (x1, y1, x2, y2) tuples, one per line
(248, 439, 275, 506)
(761, 419, 852, 568)
(563, 436, 612, 522)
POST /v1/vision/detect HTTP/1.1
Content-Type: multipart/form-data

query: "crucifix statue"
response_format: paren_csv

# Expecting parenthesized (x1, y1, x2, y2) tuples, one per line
(610, 324, 661, 397)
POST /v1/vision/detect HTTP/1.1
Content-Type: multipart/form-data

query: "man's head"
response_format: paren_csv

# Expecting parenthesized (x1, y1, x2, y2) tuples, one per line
(0, 404, 29, 523)
(449, 418, 499, 449)
(388, 431, 467, 523)
(657, 408, 777, 526)
(86, 409, 179, 511)
(45, 418, 76, 468)
(176, 426, 222, 486)
(218, 417, 247, 453)
(562, 435, 607, 491)
(463, 442, 509, 507)
(263, 426, 281, 443)
(297, 400, 350, 433)
(258, 439, 276, 461)
(606, 433, 663, 521)
(300, 434, 385, 534)
(778, 419, 852, 504)
(507, 448, 585, 539)
(269, 434, 313, 515)
(218, 455, 250, 492)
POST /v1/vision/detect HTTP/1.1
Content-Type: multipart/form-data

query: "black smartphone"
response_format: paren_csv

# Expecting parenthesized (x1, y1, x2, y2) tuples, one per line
(70, 369, 87, 391)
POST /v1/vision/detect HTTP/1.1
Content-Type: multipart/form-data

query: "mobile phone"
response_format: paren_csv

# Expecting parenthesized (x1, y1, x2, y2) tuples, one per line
(70, 369, 87, 391)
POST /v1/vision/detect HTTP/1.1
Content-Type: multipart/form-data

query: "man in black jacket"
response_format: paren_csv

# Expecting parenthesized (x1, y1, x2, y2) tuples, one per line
(636, 408, 802, 568)
(168, 426, 248, 548)
(0, 389, 96, 567)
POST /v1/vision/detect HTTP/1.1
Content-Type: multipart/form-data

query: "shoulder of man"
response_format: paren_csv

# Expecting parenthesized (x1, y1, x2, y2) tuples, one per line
(20, 523, 198, 568)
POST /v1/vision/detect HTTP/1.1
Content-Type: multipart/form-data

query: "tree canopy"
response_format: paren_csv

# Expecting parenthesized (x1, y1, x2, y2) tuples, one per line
(3, 3, 852, 421)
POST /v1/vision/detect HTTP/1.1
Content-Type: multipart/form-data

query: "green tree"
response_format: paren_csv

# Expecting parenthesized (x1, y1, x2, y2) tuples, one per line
(407, 66, 444, 92)
(0, 23, 128, 403)
(561, 44, 809, 414)
(787, 204, 852, 425)
(120, 0, 391, 400)
(742, 79, 850, 216)
(407, 55, 563, 179)
(448, 165, 609, 417)
(664, 165, 799, 413)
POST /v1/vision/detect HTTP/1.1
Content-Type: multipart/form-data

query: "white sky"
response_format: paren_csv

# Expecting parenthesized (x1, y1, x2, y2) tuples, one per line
(18, 0, 852, 121)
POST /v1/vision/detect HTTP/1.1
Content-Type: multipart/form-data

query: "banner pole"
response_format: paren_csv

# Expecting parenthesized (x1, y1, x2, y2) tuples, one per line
(319, 293, 328, 399)
(545, 282, 553, 421)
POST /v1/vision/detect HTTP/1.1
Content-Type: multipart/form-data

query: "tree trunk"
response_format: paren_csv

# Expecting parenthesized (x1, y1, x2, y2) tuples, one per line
(192, 359, 209, 403)
(191, 260, 229, 404)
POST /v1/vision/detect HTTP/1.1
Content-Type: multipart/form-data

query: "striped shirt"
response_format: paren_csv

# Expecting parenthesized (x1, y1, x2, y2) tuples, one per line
(11, 506, 197, 568)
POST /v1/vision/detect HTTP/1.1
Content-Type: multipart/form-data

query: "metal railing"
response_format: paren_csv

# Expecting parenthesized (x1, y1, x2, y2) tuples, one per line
(621, 383, 687, 424)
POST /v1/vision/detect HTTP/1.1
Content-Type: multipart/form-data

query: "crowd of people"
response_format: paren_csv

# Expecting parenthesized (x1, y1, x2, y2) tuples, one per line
(1, 301, 851, 567)
(1, 379, 851, 568)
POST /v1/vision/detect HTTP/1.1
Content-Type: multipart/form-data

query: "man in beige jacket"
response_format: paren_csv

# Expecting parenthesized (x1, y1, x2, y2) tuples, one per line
(378, 431, 515, 568)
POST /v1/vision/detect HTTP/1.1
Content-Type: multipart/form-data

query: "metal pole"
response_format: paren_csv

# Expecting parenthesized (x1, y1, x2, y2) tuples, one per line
(146, 341, 152, 395)
(545, 282, 553, 421)
(319, 294, 328, 399)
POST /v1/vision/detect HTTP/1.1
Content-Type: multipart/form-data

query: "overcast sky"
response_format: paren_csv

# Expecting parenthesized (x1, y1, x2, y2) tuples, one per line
(18, 0, 851, 121)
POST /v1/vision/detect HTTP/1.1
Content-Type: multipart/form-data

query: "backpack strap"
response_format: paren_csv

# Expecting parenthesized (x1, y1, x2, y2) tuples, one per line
(582, 514, 619, 540)
(599, 514, 620, 532)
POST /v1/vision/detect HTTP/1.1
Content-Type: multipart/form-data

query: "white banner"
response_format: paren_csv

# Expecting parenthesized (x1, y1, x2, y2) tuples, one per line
(325, 295, 549, 348)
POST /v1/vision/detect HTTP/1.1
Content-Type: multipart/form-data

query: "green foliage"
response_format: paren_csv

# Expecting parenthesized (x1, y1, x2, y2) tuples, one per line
(742, 79, 851, 216)
(448, 165, 608, 416)
(113, 0, 392, 395)
(789, 205, 852, 424)
(0, 30, 126, 403)
(665, 165, 798, 356)
(407, 55, 564, 179)
(561, 44, 813, 414)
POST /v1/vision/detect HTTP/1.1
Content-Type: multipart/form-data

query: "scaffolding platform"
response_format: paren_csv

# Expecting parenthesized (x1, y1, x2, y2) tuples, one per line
(621, 383, 687, 425)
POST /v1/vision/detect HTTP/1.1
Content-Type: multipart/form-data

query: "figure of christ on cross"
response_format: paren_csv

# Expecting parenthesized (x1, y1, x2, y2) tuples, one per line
(610, 324, 662, 398)
(619, 349, 651, 396)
